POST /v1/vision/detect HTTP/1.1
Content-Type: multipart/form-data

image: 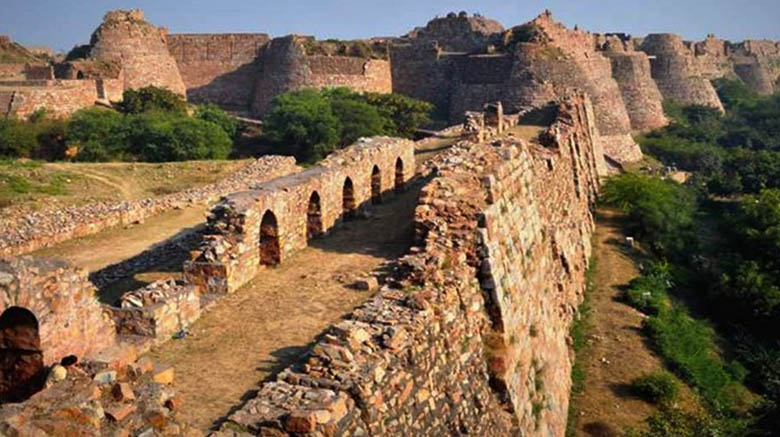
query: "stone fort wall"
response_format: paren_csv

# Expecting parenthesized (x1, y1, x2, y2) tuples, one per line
(211, 92, 602, 436)
(167, 33, 270, 109)
(0, 78, 123, 119)
(184, 137, 415, 294)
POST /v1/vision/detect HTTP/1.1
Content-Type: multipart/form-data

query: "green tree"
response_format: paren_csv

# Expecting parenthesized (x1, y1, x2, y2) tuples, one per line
(67, 107, 126, 161)
(0, 118, 37, 158)
(195, 104, 240, 139)
(119, 86, 187, 115)
(364, 92, 434, 137)
(601, 174, 697, 256)
(263, 89, 342, 163)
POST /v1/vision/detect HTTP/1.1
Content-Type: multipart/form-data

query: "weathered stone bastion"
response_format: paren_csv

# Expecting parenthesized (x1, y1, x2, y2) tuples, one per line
(86, 10, 186, 95)
(640, 33, 725, 111)
(208, 92, 603, 436)
(597, 35, 668, 131)
(185, 137, 415, 294)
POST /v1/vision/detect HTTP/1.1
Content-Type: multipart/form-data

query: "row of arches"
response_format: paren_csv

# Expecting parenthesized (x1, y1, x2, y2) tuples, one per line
(257, 158, 406, 267)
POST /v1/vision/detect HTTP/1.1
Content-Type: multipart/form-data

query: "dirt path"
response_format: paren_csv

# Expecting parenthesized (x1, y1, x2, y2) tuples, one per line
(144, 186, 419, 431)
(31, 205, 208, 273)
(47, 163, 137, 199)
(573, 210, 663, 436)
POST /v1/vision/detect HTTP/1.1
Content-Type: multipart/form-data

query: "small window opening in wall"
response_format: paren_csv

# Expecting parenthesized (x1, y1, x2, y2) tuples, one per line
(259, 210, 281, 265)
(306, 191, 323, 240)
(394, 158, 404, 191)
(371, 165, 382, 204)
(343, 177, 356, 219)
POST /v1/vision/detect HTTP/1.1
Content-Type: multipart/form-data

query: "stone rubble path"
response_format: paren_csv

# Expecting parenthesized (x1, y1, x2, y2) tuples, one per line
(143, 186, 420, 431)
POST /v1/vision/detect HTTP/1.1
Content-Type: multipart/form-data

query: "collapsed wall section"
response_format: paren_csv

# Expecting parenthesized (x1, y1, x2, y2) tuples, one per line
(0, 156, 299, 257)
(0, 78, 123, 119)
(167, 33, 270, 110)
(212, 92, 602, 436)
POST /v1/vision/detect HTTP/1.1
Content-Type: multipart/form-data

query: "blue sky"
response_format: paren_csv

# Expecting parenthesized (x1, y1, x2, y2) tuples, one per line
(3, 0, 779, 52)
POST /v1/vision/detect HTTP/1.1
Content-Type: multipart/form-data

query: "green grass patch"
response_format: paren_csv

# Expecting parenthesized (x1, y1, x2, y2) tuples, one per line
(565, 258, 596, 437)
(630, 371, 680, 405)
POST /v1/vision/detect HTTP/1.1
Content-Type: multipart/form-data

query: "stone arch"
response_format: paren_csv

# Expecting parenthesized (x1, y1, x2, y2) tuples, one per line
(76, 71, 85, 80)
(307, 191, 323, 240)
(395, 157, 404, 191)
(259, 210, 281, 266)
(371, 165, 382, 204)
(0, 307, 45, 403)
(343, 177, 356, 219)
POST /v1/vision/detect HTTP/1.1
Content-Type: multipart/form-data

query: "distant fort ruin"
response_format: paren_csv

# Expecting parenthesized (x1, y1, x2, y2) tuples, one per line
(2, 9, 780, 164)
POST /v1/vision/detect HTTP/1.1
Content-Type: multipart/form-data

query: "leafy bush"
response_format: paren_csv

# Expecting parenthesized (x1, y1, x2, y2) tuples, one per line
(630, 371, 680, 405)
(363, 92, 433, 138)
(119, 86, 187, 115)
(263, 89, 342, 163)
(601, 174, 697, 256)
(630, 406, 751, 437)
(195, 104, 240, 139)
(625, 262, 672, 315)
(713, 78, 760, 111)
(0, 118, 39, 158)
(644, 307, 741, 409)
(263, 88, 433, 163)
(67, 108, 126, 161)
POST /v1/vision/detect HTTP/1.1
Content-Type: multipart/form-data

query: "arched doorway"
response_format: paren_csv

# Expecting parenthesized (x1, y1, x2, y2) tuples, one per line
(343, 177, 356, 219)
(259, 210, 281, 266)
(395, 158, 404, 192)
(0, 307, 45, 403)
(371, 165, 382, 204)
(307, 191, 323, 240)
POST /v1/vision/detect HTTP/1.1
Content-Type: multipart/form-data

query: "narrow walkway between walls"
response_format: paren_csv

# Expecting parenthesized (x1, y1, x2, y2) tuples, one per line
(144, 185, 420, 431)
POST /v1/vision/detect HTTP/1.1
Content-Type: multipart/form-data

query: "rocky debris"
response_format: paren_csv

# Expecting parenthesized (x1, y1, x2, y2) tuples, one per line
(0, 156, 299, 257)
(0, 358, 200, 436)
(119, 279, 182, 308)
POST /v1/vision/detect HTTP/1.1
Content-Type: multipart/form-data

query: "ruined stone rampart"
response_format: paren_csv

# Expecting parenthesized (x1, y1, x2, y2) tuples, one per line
(167, 33, 270, 109)
(604, 51, 668, 130)
(0, 156, 299, 257)
(0, 257, 117, 367)
(0, 64, 26, 80)
(213, 92, 602, 436)
(640, 34, 725, 111)
(252, 36, 392, 116)
(107, 280, 201, 345)
(88, 10, 186, 95)
(0, 78, 123, 119)
(184, 137, 415, 294)
(404, 12, 505, 53)
(389, 42, 458, 113)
